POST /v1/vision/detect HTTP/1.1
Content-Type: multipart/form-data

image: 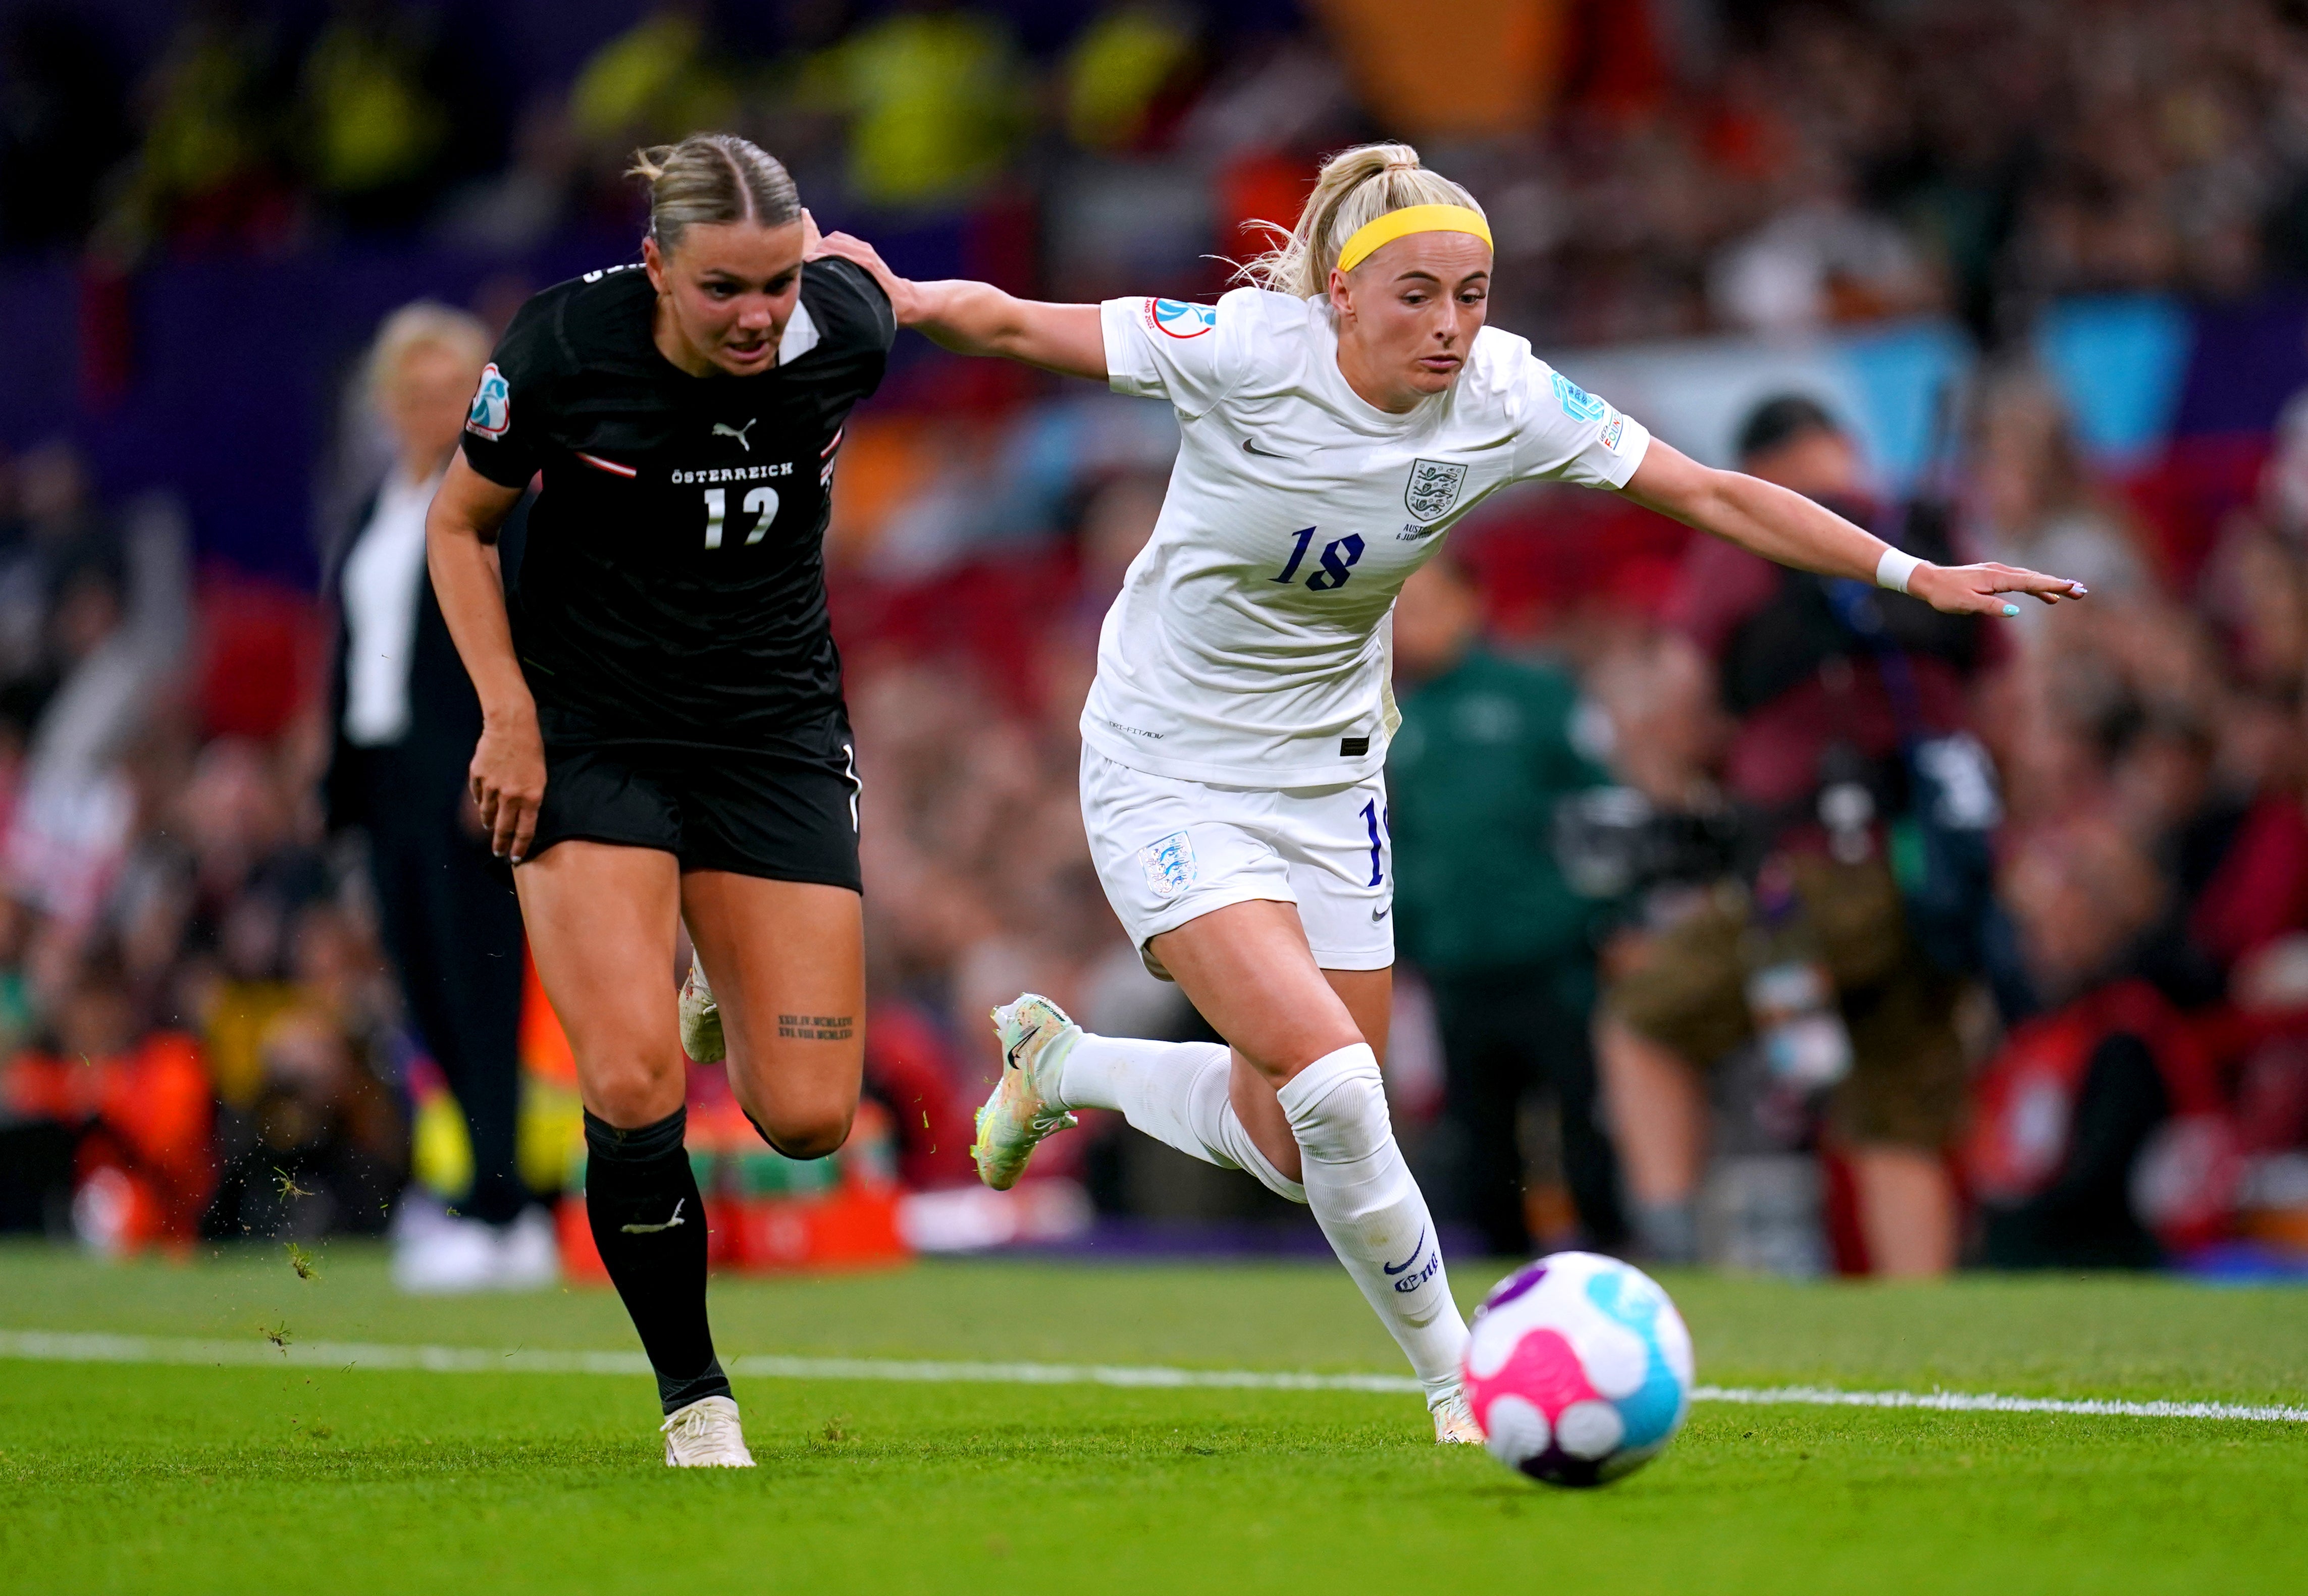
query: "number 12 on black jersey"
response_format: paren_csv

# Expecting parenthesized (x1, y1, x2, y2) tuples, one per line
(702, 487, 779, 549)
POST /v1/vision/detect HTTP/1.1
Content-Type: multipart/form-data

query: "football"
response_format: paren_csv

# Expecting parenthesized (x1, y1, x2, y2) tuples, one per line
(1461, 1251, 1695, 1487)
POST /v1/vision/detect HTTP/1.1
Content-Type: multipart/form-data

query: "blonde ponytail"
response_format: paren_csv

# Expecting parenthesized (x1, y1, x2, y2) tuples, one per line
(1239, 142, 1486, 299)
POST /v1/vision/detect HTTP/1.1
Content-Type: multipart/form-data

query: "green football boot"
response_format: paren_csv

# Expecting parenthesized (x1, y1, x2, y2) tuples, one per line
(972, 993, 1083, 1190)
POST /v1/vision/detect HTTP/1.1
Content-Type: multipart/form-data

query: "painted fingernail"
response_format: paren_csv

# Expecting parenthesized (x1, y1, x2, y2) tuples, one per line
(2073, 584, 2088, 595)
(2003, 604, 2020, 616)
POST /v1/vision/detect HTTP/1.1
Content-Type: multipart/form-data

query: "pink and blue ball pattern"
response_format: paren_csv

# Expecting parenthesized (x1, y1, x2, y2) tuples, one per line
(1461, 1251, 1694, 1487)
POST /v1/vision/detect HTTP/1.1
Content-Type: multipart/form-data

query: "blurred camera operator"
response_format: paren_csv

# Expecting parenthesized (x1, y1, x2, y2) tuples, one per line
(1387, 553, 1625, 1256)
(1596, 396, 1996, 1275)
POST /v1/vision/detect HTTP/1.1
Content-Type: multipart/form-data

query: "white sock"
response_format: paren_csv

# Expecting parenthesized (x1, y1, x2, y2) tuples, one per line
(1057, 1034, 1305, 1204)
(1278, 1042, 1468, 1403)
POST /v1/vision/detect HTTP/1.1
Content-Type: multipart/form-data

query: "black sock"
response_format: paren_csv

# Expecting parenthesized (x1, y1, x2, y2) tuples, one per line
(583, 1108, 730, 1414)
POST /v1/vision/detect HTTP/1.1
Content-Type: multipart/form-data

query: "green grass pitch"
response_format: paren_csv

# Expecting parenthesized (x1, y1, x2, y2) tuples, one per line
(2, 1243, 2304, 1594)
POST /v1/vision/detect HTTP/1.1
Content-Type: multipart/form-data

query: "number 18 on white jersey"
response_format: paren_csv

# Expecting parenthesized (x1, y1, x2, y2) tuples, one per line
(1083, 288, 1649, 789)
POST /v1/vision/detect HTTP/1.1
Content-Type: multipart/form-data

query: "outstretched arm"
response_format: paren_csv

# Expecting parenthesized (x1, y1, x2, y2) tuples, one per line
(1622, 439, 2086, 618)
(808, 225, 1107, 380)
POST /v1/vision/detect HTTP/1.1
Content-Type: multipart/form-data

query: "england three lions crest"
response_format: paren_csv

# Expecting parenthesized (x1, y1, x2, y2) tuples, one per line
(1404, 458, 1468, 523)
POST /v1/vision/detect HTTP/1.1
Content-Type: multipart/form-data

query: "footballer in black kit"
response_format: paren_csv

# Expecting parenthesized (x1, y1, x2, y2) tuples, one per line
(432, 133, 899, 1466)
(458, 253, 894, 887)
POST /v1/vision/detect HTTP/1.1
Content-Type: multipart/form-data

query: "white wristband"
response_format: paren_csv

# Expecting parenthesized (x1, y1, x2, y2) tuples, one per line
(1874, 548, 1921, 595)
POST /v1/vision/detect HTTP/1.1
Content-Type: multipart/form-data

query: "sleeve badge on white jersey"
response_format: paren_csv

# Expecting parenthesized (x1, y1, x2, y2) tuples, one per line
(1405, 458, 1468, 522)
(1551, 370, 1607, 423)
(1146, 298, 1216, 338)
(1599, 412, 1625, 451)
(465, 362, 510, 438)
(1138, 829, 1199, 900)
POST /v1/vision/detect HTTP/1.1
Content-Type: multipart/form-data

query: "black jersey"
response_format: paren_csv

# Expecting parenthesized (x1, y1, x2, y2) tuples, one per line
(460, 256, 895, 747)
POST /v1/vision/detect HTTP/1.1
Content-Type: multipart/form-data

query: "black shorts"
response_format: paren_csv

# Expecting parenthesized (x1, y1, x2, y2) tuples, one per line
(525, 712, 861, 890)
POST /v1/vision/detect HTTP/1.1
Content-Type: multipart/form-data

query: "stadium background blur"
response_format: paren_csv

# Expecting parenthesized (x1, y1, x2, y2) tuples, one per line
(4, 0, 2308, 1281)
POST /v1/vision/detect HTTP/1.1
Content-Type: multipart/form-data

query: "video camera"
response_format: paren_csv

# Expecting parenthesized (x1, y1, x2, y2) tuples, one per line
(1551, 787, 1747, 900)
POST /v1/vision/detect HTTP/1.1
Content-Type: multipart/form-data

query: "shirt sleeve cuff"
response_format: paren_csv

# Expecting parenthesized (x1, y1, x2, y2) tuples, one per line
(1599, 417, 1651, 489)
(1100, 298, 1158, 398)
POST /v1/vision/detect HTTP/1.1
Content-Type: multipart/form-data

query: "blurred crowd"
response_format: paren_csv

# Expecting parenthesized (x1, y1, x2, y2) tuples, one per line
(9, 1, 2308, 343)
(0, 434, 414, 1250)
(4, 0, 2308, 1279)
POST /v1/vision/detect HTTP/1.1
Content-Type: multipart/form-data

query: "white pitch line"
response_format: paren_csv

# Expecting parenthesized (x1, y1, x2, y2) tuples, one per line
(3, 1330, 2302, 1424)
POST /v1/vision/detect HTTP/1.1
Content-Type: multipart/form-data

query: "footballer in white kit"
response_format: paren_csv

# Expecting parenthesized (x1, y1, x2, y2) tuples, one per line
(812, 139, 2084, 1447)
(1081, 283, 1647, 975)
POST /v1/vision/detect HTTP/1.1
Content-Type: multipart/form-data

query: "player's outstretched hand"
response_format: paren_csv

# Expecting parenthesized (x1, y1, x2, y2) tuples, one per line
(806, 224, 921, 324)
(469, 713, 546, 863)
(1908, 561, 2088, 618)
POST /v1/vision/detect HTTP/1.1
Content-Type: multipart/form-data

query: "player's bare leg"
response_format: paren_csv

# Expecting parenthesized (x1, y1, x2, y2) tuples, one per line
(520, 843, 686, 1125)
(678, 873, 866, 1159)
(982, 899, 1474, 1439)
(1147, 901, 1471, 1434)
(518, 841, 752, 1465)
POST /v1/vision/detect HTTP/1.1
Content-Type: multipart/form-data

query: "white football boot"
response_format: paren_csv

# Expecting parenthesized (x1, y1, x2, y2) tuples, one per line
(1431, 1387, 1482, 1445)
(679, 956, 724, 1065)
(661, 1395, 755, 1467)
(971, 994, 1082, 1190)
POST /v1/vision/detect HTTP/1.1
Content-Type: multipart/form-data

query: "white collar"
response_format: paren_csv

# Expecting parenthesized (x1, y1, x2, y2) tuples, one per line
(778, 300, 820, 364)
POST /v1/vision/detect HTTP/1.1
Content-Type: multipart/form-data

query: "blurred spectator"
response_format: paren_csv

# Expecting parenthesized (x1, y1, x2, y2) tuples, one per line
(97, 0, 299, 258)
(1598, 395, 1991, 1276)
(204, 1001, 402, 1240)
(1708, 152, 1939, 334)
(434, 96, 580, 252)
(813, 1, 1028, 211)
(1965, 819, 2220, 1267)
(294, 0, 488, 234)
(5, 942, 210, 1251)
(566, 2, 737, 173)
(4, 460, 189, 931)
(1063, 6, 1203, 154)
(1387, 553, 1625, 1257)
(1966, 368, 2147, 610)
(324, 301, 547, 1290)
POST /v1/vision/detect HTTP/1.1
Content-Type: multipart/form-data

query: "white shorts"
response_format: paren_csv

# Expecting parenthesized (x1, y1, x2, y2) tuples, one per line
(1080, 748, 1394, 978)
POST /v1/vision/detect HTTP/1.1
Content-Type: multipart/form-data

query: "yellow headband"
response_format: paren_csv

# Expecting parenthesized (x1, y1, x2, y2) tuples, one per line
(1335, 203, 1493, 274)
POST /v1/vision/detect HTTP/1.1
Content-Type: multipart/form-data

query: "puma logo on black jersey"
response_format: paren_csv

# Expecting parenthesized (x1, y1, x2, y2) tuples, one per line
(713, 418, 759, 452)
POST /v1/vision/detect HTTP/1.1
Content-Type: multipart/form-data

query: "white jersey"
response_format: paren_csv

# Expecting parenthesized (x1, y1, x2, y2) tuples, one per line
(1082, 287, 1650, 787)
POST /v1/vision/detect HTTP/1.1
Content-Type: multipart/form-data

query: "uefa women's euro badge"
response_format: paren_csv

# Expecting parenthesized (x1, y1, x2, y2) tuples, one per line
(1147, 298, 1216, 339)
(1139, 830, 1198, 901)
(465, 363, 510, 439)
(1404, 458, 1467, 523)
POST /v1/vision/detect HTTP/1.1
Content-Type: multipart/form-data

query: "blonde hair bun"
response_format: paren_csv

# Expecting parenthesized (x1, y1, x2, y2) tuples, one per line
(1241, 142, 1484, 299)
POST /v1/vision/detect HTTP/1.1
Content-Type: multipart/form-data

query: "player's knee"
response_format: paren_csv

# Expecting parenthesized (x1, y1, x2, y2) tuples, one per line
(585, 1054, 684, 1129)
(733, 1086, 854, 1160)
(774, 1114, 853, 1160)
